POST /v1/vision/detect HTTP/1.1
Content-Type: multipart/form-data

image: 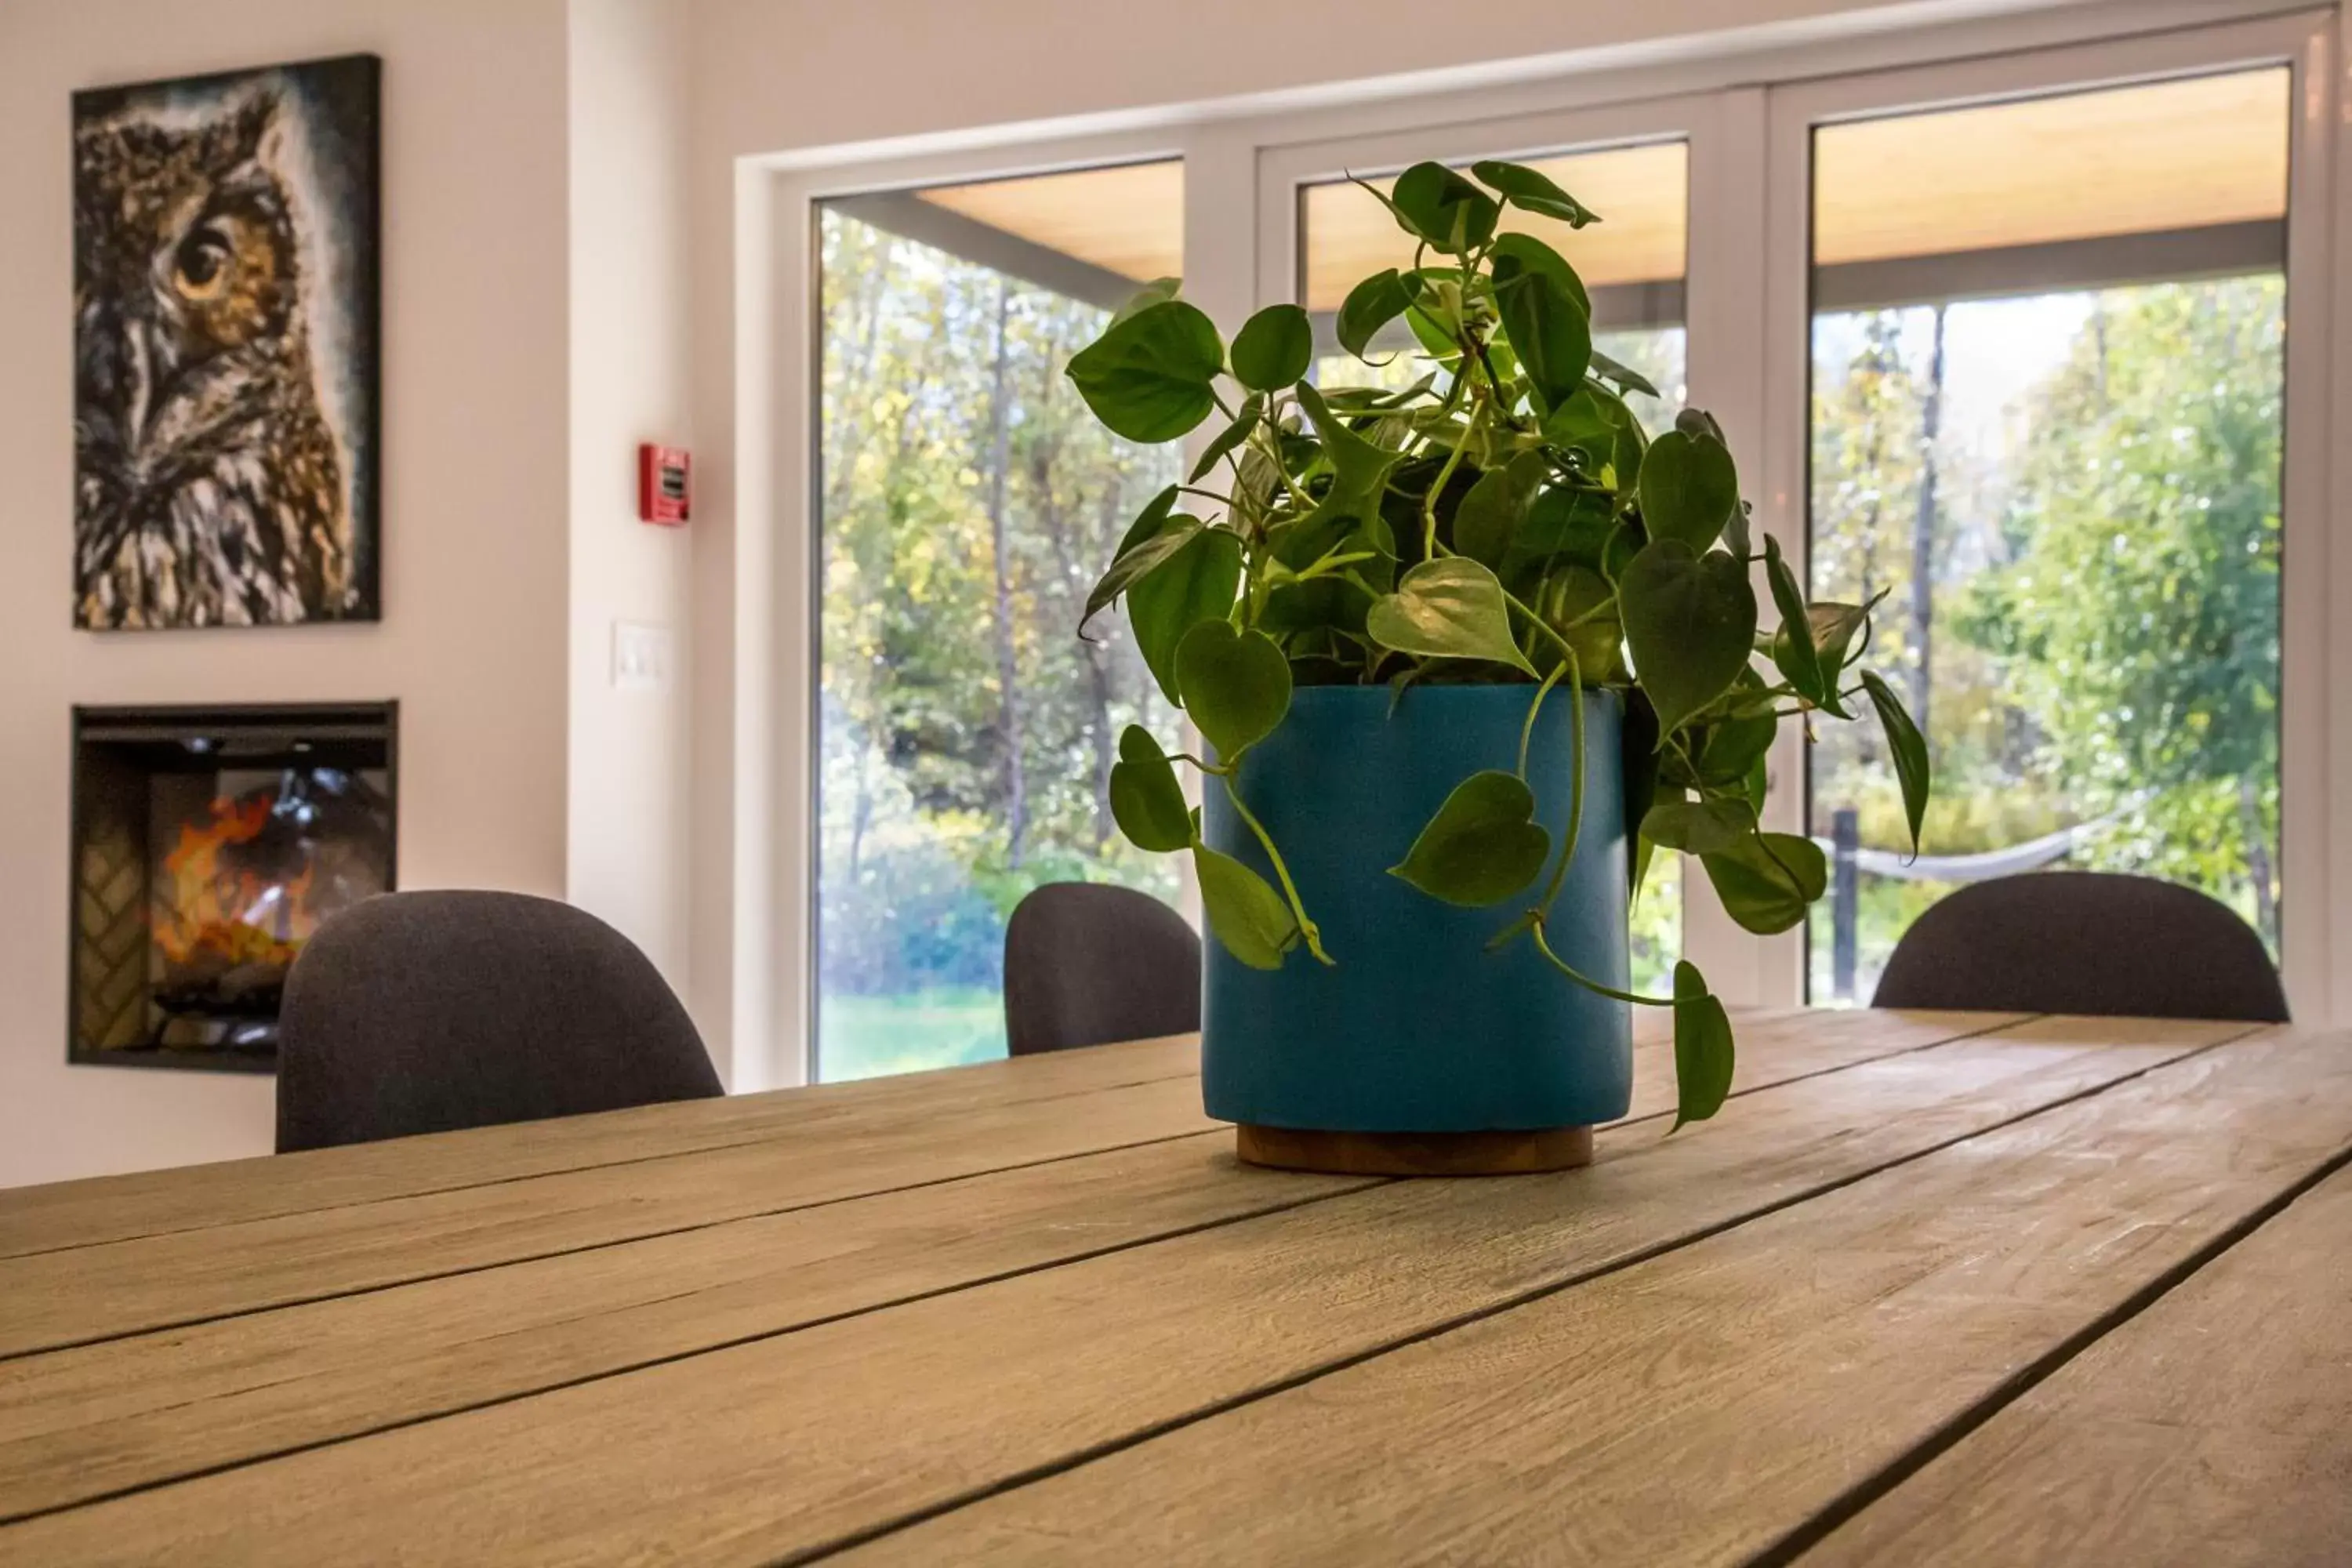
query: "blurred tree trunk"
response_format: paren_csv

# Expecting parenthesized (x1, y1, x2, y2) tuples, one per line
(984, 281, 1028, 867)
(1909, 303, 1946, 731)
(1024, 334, 1120, 852)
(2241, 776, 2278, 951)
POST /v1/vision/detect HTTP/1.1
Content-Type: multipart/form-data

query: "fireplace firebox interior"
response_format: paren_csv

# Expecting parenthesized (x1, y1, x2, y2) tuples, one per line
(70, 703, 397, 1072)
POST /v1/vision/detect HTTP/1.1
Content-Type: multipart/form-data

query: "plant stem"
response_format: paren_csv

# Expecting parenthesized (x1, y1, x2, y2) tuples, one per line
(1499, 588, 1590, 920)
(1420, 405, 1479, 559)
(1220, 774, 1334, 965)
(1532, 921, 1675, 1006)
(1516, 661, 1567, 781)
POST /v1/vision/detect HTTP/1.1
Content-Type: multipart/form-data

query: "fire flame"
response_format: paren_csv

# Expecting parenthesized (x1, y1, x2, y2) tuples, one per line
(153, 793, 317, 974)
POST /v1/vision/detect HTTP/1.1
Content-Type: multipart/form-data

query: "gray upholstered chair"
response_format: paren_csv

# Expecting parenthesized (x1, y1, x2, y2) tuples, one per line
(1871, 870, 2287, 1022)
(276, 890, 721, 1152)
(1003, 883, 1202, 1055)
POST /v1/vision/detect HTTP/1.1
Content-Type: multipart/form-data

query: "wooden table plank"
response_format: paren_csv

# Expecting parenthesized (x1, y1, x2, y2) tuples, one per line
(0, 1007, 1998, 1520)
(0, 1016, 2216, 1566)
(0, 1074, 1216, 1359)
(0, 1033, 1204, 1260)
(833, 1024, 2339, 1567)
(1808, 1160, 2352, 1566)
(0, 1007, 1993, 1359)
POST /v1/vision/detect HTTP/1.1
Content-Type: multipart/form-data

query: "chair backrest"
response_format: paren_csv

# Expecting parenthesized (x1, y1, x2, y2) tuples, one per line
(1871, 871, 2287, 1022)
(1004, 883, 1202, 1056)
(276, 890, 721, 1152)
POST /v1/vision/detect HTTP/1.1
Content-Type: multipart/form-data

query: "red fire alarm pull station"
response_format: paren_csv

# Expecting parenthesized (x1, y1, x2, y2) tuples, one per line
(637, 444, 691, 526)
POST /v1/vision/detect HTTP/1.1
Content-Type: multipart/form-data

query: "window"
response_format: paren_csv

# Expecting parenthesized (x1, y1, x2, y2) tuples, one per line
(815, 161, 1186, 1080)
(1297, 140, 1691, 994)
(1803, 71, 2289, 1002)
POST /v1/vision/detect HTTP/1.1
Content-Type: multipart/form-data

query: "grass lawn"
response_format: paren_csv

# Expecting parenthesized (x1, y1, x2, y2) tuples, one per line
(818, 986, 1007, 1082)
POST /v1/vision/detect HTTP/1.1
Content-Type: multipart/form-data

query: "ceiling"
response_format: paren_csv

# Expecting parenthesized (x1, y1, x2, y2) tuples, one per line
(898, 66, 2288, 312)
(1813, 67, 2288, 267)
(916, 161, 1185, 288)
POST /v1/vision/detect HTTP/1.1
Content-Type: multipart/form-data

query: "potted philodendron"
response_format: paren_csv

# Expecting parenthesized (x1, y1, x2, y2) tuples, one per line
(1067, 159, 1930, 1174)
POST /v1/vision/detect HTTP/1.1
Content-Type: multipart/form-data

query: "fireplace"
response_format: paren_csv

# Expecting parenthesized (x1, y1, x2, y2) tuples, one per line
(69, 704, 397, 1073)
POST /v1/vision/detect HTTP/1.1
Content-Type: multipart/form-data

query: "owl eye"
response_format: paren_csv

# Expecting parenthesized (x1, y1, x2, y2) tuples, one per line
(173, 227, 234, 299)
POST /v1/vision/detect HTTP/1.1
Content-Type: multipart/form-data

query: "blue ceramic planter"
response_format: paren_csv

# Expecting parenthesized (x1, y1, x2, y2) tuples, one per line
(1200, 683, 1632, 1136)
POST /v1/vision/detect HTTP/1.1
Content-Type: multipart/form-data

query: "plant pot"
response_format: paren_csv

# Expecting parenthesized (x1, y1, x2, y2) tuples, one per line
(1200, 683, 1632, 1175)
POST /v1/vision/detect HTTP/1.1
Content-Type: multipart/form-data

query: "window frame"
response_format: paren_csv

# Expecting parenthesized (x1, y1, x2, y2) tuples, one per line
(742, 2, 2348, 1084)
(1759, 10, 2339, 1017)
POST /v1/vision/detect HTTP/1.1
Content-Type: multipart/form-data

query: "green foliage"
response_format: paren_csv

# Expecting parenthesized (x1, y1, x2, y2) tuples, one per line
(817, 212, 1186, 1035)
(1640, 797, 1756, 855)
(1671, 960, 1734, 1130)
(1338, 269, 1417, 360)
(1192, 841, 1298, 970)
(1230, 305, 1314, 392)
(1388, 770, 1551, 907)
(1061, 160, 1930, 1127)
(1066, 296, 1226, 441)
(1639, 430, 1738, 553)
(1109, 725, 1192, 853)
(1129, 528, 1242, 703)
(1176, 622, 1292, 758)
(1366, 558, 1537, 673)
(1617, 542, 1756, 734)
(1702, 833, 1829, 935)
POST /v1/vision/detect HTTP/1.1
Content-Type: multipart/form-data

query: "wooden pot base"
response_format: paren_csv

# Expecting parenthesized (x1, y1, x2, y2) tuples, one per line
(1236, 1123, 1595, 1177)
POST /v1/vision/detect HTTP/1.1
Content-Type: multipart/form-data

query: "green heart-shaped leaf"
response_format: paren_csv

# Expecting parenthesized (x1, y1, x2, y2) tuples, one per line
(1453, 450, 1548, 568)
(1176, 620, 1292, 759)
(1488, 231, 1590, 318)
(1082, 510, 1200, 633)
(1860, 670, 1932, 856)
(1512, 484, 1613, 572)
(1639, 796, 1758, 855)
(1390, 161, 1500, 253)
(1700, 832, 1828, 935)
(1470, 159, 1599, 227)
(1192, 841, 1298, 970)
(1108, 726, 1192, 853)
(1669, 961, 1734, 1131)
(1388, 769, 1552, 908)
(1491, 247, 1591, 416)
(1617, 540, 1758, 735)
(1692, 690, 1778, 789)
(1337, 268, 1416, 360)
(1366, 557, 1537, 674)
(1065, 298, 1225, 443)
(1763, 534, 1825, 706)
(1229, 303, 1313, 392)
(1130, 528, 1243, 704)
(1639, 428, 1740, 554)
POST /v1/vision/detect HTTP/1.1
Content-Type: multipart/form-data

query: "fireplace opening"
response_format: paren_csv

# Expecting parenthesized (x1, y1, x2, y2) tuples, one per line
(70, 703, 397, 1073)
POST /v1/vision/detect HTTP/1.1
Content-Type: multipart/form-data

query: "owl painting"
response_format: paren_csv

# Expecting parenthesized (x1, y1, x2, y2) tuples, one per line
(73, 56, 379, 629)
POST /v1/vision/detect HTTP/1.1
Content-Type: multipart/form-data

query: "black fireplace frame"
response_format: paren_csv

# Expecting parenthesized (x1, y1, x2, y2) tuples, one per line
(67, 701, 401, 1074)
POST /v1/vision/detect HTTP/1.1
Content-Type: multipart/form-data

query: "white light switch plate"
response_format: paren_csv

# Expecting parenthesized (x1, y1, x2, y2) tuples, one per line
(612, 621, 674, 693)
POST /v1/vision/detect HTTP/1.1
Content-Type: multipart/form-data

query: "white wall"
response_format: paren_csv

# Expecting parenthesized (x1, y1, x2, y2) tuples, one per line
(568, 0, 698, 997)
(0, 0, 575, 1186)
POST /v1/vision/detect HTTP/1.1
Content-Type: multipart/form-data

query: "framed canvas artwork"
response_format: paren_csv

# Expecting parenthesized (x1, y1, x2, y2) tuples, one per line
(72, 54, 381, 629)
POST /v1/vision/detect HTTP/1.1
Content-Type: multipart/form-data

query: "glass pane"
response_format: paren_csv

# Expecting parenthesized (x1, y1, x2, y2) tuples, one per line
(815, 162, 1186, 1081)
(1806, 71, 2288, 1004)
(1298, 140, 1690, 993)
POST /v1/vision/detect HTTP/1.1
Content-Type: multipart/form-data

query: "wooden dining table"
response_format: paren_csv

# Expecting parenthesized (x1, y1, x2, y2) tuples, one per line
(1, 1007, 2347, 1564)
